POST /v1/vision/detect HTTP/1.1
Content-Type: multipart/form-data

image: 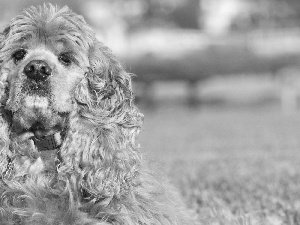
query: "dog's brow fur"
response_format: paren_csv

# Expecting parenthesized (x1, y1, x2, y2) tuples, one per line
(0, 4, 94, 63)
(0, 3, 198, 225)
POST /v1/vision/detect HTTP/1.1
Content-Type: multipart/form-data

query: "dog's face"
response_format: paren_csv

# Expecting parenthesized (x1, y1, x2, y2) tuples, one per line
(0, 6, 94, 139)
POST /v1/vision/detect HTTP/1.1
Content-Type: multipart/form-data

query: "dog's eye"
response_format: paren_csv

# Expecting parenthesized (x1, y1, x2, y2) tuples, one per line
(12, 49, 27, 63)
(58, 53, 72, 66)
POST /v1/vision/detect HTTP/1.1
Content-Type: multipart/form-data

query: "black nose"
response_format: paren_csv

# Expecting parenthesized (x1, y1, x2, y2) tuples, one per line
(24, 60, 52, 81)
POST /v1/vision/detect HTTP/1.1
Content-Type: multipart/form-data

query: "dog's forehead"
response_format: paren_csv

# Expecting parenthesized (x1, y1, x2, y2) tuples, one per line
(10, 21, 86, 50)
(4, 6, 94, 53)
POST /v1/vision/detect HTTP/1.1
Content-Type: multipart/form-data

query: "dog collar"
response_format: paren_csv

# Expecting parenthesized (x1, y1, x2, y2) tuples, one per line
(31, 132, 62, 151)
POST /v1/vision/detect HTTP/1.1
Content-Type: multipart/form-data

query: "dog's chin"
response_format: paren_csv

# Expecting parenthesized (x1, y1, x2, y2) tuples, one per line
(10, 95, 68, 139)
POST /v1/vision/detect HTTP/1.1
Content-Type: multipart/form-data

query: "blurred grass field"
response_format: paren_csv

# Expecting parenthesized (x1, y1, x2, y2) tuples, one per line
(138, 79, 300, 224)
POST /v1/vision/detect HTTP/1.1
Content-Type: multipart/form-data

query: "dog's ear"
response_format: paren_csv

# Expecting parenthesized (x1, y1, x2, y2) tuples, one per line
(0, 26, 11, 61)
(75, 39, 135, 113)
(0, 26, 10, 46)
(60, 39, 143, 207)
(0, 26, 10, 100)
(74, 38, 143, 132)
(0, 111, 10, 175)
(0, 26, 11, 175)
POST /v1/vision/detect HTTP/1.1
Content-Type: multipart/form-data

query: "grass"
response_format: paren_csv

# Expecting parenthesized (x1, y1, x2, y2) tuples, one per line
(138, 104, 300, 225)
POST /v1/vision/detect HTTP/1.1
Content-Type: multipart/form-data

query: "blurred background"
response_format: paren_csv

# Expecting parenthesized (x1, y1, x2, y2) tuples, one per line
(3, 0, 300, 224)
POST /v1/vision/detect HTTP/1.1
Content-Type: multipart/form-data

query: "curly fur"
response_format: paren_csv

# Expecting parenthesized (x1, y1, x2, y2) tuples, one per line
(0, 4, 198, 225)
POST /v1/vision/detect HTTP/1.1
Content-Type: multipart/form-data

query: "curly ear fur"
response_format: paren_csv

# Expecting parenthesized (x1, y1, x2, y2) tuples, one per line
(0, 110, 10, 175)
(0, 26, 11, 175)
(58, 37, 143, 201)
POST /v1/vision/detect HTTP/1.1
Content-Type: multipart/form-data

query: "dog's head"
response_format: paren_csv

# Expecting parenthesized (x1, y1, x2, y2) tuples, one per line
(0, 4, 143, 199)
(0, 5, 96, 137)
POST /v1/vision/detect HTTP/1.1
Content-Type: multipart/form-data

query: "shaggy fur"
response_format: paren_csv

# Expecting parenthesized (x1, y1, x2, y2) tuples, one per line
(0, 4, 198, 225)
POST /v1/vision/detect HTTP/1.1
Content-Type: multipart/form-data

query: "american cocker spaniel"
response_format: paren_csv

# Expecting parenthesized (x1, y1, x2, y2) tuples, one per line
(0, 4, 197, 225)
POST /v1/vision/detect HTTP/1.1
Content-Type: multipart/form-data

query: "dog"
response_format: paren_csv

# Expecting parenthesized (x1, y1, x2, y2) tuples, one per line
(0, 4, 198, 225)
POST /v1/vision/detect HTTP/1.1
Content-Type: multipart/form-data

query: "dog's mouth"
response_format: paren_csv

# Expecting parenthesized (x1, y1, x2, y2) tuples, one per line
(28, 121, 66, 151)
(29, 121, 65, 139)
(11, 115, 65, 137)
(9, 113, 68, 151)
(5, 91, 71, 150)
(8, 99, 68, 149)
